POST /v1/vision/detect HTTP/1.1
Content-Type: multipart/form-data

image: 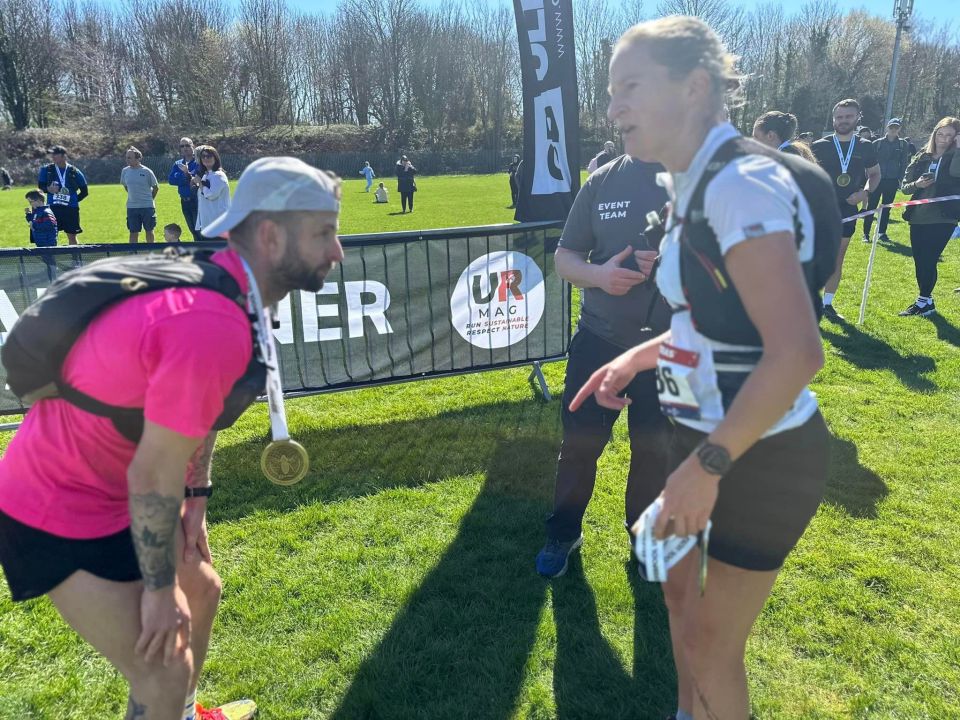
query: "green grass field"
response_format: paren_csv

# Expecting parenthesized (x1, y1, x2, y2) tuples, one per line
(0, 174, 520, 246)
(1, 173, 960, 719)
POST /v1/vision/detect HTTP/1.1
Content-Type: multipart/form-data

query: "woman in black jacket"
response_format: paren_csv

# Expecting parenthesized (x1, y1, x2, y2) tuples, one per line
(396, 156, 417, 213)
(898, 116, 960, 316)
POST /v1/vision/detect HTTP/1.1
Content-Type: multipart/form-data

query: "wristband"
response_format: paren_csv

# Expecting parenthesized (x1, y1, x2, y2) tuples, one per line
(184, 486, 213, 499)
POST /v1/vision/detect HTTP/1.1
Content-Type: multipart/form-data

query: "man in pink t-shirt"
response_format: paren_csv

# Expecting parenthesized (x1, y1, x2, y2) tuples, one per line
(0, 158, 344, 720)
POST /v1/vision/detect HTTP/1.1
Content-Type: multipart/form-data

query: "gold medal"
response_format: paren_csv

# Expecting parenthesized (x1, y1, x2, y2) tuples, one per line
(837, 173, 851, 187)
(260, 439, 310, 486)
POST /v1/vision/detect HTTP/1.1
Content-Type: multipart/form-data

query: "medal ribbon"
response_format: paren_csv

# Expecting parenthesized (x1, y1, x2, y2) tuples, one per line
(54, 164, 68, 191)
(240, 257, 290, 443)
(832, 134, 857, 175)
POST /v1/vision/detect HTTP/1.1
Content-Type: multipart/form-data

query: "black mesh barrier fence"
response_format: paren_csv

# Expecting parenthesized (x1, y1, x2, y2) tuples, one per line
(0, 222, 570, 415)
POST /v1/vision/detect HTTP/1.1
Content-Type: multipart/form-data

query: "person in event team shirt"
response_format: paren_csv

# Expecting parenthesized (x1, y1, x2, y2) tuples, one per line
(863, 118, 912, 244)
(169, 137, 203, 242)
(121, 146, 160, 243)
(897, 117, 960, 317)
(359, 161, 376, 192)
(37, 145, 89, 245)
(535, 149, 672, 578)
(0, 158, 345, 720)
(811, 99, 880, 322)
(751, 111, 818, 163)
(574, 17, 839, 720)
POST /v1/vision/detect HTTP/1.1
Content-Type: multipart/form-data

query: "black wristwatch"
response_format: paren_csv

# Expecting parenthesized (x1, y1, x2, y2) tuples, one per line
(695, 441, 732, 476)
(184, 486, 213, 499)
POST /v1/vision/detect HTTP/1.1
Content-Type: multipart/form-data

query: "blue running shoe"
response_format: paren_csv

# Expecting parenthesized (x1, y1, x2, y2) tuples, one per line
(535, 535, 584, 578)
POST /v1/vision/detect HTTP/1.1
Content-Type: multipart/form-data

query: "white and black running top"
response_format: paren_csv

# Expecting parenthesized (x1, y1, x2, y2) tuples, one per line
(655, 123, 819, 436)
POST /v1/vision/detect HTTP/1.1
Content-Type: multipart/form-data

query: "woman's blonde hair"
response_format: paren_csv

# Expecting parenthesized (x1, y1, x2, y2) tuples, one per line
(615, 16, 741, 113)
(924, 117, 960, 155)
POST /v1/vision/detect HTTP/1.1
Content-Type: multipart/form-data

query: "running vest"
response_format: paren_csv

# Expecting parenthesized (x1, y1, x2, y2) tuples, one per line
(677, 137, 841, 346)
(42, 163, 80, 191)
(1, 247, 266, 442)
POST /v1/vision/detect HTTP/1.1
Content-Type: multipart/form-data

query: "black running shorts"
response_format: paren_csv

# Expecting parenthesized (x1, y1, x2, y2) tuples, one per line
(667, 411, 829, 572)
(839, 202, 858, 238)
(50, 205, 83, 235)
(0, 510, 141, 602)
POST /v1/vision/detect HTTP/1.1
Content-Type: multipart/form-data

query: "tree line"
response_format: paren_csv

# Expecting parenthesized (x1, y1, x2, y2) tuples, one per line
(0, 0, 956, 153)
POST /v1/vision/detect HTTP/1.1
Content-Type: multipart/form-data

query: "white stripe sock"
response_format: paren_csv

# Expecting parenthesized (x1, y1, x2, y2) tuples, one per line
(183, 689, 197, 720)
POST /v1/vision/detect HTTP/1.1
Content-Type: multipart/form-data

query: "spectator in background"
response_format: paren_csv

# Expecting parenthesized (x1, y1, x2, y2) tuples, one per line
(752, 111, 818, 163)
(858, 126, 874, 142)
(587, 141, 617, 173)
(120, 147, 160, 244)
(508, 154, 521, 208)
(163, 223, 182, 243)
(193, 145, 231, 236)
(37, 145, 88, 246)
(863, 118, 912, 243)
(396, 155, 417, 213)
(374, 182, 388, 204)
(359, 161, 376, 192)
(904, 136, 917, 155)
(169, 137, 202, 242)
(24, 190, 58, 247)
(1, 166, 12, 189)
(797, 131, 815, 143)
(897, 117, 960, 317)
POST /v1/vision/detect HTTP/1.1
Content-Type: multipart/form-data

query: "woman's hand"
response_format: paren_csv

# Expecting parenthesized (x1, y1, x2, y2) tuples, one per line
(652, 453, 720, 539)
(915, 175, 935, 189)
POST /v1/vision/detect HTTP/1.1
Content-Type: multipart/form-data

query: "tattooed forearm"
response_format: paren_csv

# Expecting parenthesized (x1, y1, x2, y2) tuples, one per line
(129, 491, 180, 590)
(187, 431, 217, 488)
(126, 695, 147, 719)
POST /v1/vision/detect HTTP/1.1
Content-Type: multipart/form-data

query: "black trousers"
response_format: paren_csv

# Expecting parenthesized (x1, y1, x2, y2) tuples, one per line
(909, 222, 955, 297)
(180, 196, 202, 241)
(546, 327, 672, 542)
(401, 191, 415, 212)
(509, 177, 519, 206)
(863, 178, 901, 236)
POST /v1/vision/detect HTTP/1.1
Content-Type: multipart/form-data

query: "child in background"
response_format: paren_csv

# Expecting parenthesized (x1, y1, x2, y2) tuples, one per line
(360, 162, 376, 192)
(24, 190, 58, 247)
(163, 223, 183, 243)
(374, 182, 388, 204)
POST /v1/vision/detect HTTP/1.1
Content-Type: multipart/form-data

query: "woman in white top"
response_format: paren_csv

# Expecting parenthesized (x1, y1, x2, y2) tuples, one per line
(193, 145, 231, 235)
(572, 17, 837, 720)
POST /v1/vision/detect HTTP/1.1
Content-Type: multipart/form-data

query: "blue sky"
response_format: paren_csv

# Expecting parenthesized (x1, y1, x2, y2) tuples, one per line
(100, 0, 958, 25)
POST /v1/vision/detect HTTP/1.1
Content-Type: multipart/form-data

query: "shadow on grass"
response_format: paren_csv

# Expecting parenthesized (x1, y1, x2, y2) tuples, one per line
(929, 313, 960, 349)
(820, 317, 936, 392)
(879, 238, 913, 258)
(824, 431, 888, 519)
(326, 432, 558, 720)
(208, 398, 561, 524)
(552, 560, 676, 719)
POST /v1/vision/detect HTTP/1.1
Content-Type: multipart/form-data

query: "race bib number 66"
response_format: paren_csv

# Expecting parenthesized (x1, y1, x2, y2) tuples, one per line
(657, 343, 702, 420)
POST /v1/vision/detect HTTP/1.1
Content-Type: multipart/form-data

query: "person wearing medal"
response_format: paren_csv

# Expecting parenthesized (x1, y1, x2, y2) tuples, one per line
(37, 145, 89, 246)
(810, 99, 880, 322)
(572, 17, 837, 720)
(0, 157, 344, 720)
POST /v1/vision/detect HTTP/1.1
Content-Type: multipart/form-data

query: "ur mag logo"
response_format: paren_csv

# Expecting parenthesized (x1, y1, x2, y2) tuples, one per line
(451, 251, 545, 349)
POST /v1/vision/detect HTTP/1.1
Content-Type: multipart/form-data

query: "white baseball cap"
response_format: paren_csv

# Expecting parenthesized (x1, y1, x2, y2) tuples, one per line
(202, 156, 341, 238)
(633, 497, 712, 583)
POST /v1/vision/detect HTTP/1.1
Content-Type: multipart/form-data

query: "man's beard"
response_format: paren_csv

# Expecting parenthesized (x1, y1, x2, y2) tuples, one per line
(278, 241, 330, 293)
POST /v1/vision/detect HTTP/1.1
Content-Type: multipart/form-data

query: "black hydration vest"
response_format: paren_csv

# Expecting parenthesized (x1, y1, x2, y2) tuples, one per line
(1, 247, 267, 442)
(675, 137, 842, 346)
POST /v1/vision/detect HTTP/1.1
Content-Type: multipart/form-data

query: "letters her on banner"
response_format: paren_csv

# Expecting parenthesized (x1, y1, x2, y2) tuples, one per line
(513, 0, 580, 223)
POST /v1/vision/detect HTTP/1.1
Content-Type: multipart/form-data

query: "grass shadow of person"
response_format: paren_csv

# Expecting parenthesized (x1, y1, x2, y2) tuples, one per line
(823, 430, 889, 520)
(551, 558, 676, 720)
(928, 313, 960, 349)
(325, 430, 561, 720)
(878, 238, 913, 258)
(819, 317, 936, 392)
(208, 398, 560, 524)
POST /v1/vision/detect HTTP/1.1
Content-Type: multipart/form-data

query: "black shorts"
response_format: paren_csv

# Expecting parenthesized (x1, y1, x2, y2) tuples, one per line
(668, 411, 829, 571)
(839, 203, 858, 238)
(50, 205, 82, 234)
(0, 510, 141, 602)
(127, 207, 157, 232)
